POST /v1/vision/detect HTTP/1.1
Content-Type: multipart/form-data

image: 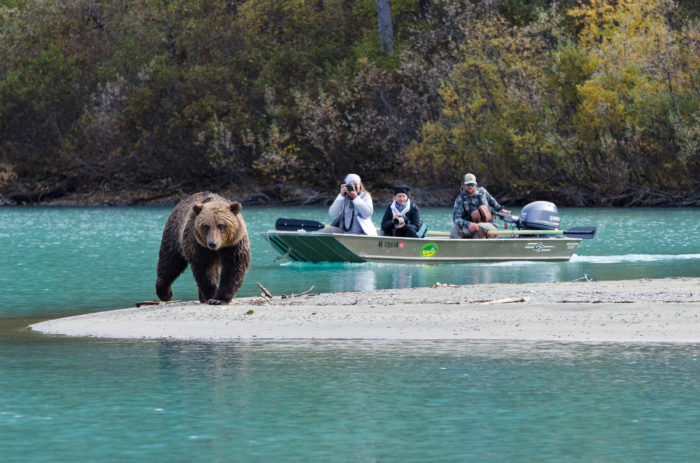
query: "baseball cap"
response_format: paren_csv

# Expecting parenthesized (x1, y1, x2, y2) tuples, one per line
(462, 173, 477, 185)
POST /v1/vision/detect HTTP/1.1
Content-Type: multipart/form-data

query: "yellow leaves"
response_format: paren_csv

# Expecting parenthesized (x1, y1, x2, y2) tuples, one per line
(0, 6, 19, 25)
(569, 0, 615, 20)
(466, 92, 489, 117)
(576, 78, 624, 134)
(570, 0, 675, 74)
(252, 123, 303, 178)
(405, 122, 451, 174)
(438, 86, 458, 119)
(507, 129, 537, 149)
(0, 162, 17, 185)
(406, 12, 567, 182)
(564, 0, 697, 156)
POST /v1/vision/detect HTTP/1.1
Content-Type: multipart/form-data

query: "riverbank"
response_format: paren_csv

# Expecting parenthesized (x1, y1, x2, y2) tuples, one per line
(0, 186, 456, 208)
(4, 184, 698, 208)
(30, 277, 700, 342)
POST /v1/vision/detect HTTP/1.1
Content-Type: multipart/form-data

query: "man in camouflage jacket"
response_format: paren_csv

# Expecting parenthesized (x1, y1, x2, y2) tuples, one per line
(450, 173, 510, 239)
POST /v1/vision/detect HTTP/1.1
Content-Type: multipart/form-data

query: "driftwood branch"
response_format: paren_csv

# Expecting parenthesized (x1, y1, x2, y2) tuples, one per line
(479, 297, 529, 305)
(281, 285, 315, 299)
(136, 300, 180, 307)
(257, 282, 273, 298)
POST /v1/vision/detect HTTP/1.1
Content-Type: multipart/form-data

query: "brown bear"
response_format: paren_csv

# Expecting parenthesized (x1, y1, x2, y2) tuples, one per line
(156, 192, 251, 305)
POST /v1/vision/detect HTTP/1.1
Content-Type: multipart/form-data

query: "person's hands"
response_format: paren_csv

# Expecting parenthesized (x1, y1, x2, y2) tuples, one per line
(342, 183, 358, 199)
(393, 215, 405, 228)
(501, 208, 511, 215)
(468, 222, 480, 232)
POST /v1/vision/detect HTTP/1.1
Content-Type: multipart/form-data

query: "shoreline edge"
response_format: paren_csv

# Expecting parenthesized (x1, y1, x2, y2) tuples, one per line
(30, 277, 699, 343)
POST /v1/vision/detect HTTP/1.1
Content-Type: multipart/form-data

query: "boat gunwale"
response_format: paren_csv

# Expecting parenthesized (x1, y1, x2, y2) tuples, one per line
(261, 230, 580, 242)
(262, 230, 581, 264)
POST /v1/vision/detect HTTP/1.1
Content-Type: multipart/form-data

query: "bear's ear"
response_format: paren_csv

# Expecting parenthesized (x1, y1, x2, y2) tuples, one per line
(230, 201, 242, 214)
(193, 204, 204, 215)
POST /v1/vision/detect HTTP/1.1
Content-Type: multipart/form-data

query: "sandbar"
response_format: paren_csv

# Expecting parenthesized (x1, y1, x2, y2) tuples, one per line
(30, 277, 699, 343)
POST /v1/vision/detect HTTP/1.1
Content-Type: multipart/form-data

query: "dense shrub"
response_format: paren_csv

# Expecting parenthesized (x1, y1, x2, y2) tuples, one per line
(0, 0, 698, 205)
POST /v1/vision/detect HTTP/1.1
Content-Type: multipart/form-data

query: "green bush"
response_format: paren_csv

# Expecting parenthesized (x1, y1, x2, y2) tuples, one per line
(0, 0, 698, 205)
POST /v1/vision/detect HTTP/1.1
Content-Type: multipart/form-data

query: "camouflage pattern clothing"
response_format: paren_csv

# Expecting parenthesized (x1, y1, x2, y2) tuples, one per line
(452, 187, 505, 229)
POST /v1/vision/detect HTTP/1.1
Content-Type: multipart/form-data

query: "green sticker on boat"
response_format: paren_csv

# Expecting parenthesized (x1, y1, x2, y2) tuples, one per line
(420, 242, 438, 257)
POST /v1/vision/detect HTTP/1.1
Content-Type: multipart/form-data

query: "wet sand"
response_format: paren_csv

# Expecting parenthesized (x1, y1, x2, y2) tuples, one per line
(30, 277, 699, 343)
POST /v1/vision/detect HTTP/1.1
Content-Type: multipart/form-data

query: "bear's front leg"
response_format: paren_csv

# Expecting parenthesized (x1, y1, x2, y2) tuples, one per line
(156, 249, 188, 302)
(210, 241, 251, 304)
(189, 255, 219, 303)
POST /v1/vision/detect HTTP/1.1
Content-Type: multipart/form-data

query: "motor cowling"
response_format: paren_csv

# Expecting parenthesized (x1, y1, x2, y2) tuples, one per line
(520, 201, 560, 230)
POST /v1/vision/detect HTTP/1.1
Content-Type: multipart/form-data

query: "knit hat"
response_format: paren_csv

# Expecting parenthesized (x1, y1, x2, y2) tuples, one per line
(393, 185, 410, 195)
(344, 173, 361, 185)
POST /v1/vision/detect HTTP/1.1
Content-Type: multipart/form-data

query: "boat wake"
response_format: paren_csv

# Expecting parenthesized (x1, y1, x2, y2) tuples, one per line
(571, 254, 700, 263)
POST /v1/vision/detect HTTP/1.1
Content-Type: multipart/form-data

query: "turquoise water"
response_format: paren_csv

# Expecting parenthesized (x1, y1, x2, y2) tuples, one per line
(2, 338, 699, 462)
(1, 206, 699, 461)
(0, 207, 698, 318)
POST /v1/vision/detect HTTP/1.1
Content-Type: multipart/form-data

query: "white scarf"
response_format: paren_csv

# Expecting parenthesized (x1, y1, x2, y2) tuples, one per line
(390, 199, 411, 219)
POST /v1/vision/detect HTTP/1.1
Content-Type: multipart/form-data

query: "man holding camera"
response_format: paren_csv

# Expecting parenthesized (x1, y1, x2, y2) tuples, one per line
(325, 173, 377, 235)
(380, 185, 421, 238)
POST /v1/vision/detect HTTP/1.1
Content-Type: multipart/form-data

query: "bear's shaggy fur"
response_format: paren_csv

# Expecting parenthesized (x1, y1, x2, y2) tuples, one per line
(156, 192, 251, 305)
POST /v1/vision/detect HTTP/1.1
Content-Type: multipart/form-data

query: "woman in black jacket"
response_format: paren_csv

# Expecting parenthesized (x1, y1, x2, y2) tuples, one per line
(380, 186, 421, 238)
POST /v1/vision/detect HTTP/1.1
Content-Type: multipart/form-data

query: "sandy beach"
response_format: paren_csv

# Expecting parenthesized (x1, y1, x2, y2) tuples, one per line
(30, 277, 699, 342)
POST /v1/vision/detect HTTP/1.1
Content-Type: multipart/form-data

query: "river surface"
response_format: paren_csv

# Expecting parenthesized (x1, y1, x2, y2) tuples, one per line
(1, 206, 699, 461)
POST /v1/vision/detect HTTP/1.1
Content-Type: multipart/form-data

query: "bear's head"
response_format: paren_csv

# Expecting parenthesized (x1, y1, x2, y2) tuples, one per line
(192, 198, 247, 251)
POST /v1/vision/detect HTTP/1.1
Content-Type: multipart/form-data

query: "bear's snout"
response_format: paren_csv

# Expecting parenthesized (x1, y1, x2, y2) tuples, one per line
(207, 240, 218, 250)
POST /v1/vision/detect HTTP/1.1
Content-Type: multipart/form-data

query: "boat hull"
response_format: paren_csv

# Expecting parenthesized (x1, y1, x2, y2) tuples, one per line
(263, 231, 581, 264)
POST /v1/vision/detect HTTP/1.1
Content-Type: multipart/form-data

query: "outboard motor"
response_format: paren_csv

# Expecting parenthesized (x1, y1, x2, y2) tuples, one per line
(519, 201, 560, 230)
(496, 201, 596, 239)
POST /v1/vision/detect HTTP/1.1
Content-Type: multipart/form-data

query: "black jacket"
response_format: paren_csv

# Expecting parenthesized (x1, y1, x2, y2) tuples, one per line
(380, 203, 421, 236)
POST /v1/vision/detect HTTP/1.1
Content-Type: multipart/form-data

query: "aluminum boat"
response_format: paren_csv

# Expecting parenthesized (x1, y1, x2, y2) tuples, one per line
(265, 202, 595, 264)
(262, 230, 583, 264)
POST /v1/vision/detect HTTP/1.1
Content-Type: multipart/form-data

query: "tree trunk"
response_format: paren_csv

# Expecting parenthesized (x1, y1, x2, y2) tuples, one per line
(376, 0, 394, 55)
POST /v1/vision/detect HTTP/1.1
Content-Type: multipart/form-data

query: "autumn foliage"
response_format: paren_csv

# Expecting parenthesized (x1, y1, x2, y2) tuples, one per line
(0, 0, 698, 205)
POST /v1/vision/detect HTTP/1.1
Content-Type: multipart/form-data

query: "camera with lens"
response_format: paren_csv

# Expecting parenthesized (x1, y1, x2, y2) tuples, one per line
(392, 216, 405, 226)
(346, 183, 355, 192)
